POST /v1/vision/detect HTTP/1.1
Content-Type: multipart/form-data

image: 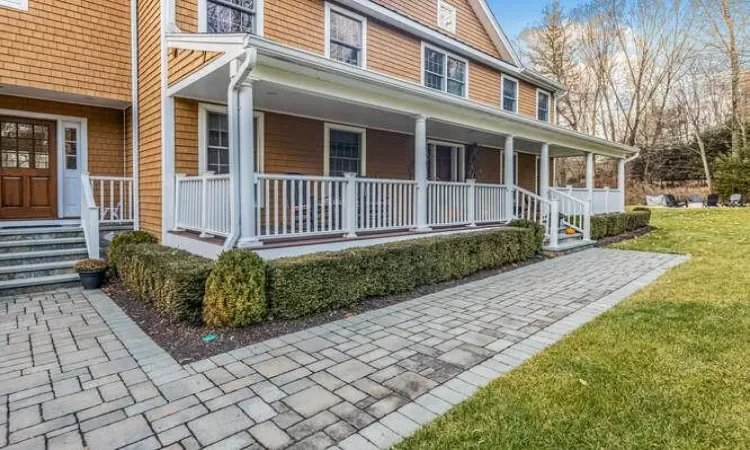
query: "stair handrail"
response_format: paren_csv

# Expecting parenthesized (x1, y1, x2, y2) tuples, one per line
(548, 188, 591, 240)
(511, 186, 554, 242)
(80, 173, 100, 259)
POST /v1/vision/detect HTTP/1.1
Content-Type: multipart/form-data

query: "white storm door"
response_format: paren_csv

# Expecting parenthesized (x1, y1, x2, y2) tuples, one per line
(62, 122, 82, 217)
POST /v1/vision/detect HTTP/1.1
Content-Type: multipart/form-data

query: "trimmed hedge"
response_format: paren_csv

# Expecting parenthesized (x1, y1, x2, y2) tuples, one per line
(117, 243, 212, 323)
(590, 210, 651, 240)
(108, 231, 157, 270)
(204, 250, 267, 327)
(267, 227, 542, 320)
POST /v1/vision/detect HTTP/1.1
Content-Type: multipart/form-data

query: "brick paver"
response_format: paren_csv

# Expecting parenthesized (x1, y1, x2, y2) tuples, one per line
(0, 248, 687, 449)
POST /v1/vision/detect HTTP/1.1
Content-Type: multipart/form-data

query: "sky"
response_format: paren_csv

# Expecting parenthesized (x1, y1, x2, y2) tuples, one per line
(487, 0, 584, 39)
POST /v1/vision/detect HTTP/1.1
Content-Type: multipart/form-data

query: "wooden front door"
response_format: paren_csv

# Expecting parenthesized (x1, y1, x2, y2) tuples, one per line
(0, 118, 57, 219)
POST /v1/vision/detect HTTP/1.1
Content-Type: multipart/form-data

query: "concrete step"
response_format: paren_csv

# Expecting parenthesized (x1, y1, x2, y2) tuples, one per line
(0, 237, 87, 254)
(543, 239, 596, 257)
(0, 226, 83, 242)
(0, 248, 89, 267)
(100, 223, 134, 232)
(0, 261, 80, 281)
(0, 273, 80, 292)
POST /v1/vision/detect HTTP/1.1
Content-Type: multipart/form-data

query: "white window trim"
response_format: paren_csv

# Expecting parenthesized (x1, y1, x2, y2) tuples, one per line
(324, 2, 368, 69)
(427, 140, 466, 182)
(324, 123, 367, 176)
(536, 88, 551, 122)
(0, 0, 27, 11)
(501, 74, 519, 114)
(420, 42, 470, 99)
(198, 103, 264, 174)
(198, 0, 264, 35)
(436, 0, 457, 34)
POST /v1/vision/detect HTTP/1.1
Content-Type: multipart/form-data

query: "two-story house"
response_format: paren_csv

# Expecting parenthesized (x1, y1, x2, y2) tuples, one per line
(0, 0, 636, 288)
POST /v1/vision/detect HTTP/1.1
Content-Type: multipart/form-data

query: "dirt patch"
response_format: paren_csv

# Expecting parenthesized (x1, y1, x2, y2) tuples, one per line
(595, 226, 655, 247)
(102, 256, 543, 364)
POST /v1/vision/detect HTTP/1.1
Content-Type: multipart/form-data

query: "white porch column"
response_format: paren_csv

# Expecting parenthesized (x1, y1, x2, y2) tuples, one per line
(414, 115, 430, 231)
(504, 136, 515, 220)
(237, 81, 260, 248)
(539, 143, 550, 200)
(585, 151, 594, 201)
(617, 158, 626, 212)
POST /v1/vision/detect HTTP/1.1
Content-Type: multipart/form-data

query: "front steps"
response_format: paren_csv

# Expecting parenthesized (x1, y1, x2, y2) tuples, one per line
(0, 226, 88, 293)
(543, 225, 595, 256)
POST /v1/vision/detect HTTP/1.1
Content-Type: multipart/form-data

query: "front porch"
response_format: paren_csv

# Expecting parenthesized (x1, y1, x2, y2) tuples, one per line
(162, 37, 633, 258)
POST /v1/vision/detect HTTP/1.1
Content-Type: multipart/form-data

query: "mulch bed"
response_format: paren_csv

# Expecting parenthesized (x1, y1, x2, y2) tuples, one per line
(595, 226, 655, 247)
(102, 256, 543, 364)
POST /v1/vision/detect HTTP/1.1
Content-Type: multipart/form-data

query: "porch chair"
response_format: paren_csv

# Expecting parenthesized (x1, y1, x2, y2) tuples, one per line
(725, 193, 744, 207)
(101, 202, 122, 221)
(705, 194, 719, 207)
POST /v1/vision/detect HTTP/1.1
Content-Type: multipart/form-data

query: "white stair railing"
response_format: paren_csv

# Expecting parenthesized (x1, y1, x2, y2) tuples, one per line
(89, 176, 135, 223)
(175, 173, 232, 237)
(80, 173, 100, 259)
(512, 186, 555, 245)
(548, 188, 590, 240)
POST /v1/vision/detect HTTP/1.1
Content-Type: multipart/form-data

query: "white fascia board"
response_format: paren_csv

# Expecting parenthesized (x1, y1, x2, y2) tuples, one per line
(248, 38, 635, 157)
(467, 0, 520, 66)
(165, 33, 249, 52)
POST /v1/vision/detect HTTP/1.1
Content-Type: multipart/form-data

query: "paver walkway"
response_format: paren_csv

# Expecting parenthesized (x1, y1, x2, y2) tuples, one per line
(0, 248, 687, 450)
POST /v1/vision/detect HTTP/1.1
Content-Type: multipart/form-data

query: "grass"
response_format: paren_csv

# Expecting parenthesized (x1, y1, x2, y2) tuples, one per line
(396, 208, 750, 449)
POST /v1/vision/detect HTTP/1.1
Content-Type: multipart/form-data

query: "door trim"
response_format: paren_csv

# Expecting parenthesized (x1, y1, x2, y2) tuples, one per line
(0, 108, 88, 224)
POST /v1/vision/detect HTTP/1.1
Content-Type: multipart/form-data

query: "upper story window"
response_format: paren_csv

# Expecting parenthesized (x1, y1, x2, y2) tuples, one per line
(0, 0, 28, 11)
(423, 44, 467, 98)
(206, 0, 259, 34)
(325, 3, 367, 68)
(537, 90, 551, 122)
(502, 75, 518, 113)
(437, 0, 457, 34)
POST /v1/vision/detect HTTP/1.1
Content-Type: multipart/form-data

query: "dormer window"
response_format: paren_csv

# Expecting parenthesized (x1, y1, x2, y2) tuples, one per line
(325, 3, 367, 68)
(437, 0, 457, 34)
(205, 0, 262, 34)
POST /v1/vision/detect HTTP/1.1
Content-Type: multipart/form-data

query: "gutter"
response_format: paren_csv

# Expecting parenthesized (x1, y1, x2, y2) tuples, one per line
(626, 150, 641, 163)
(130, 0, 140, 229)
(224, 47, 258, 250)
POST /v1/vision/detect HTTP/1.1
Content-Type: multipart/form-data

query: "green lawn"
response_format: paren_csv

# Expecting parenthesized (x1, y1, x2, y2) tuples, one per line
(396, 208, 750, 449)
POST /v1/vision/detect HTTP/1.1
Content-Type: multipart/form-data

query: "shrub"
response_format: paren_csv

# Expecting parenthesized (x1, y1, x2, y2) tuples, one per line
(267, 227, 539, 319)
(204, 250, 268, 328)
(117, 243, 212, 323)
(591, 211, 651, 240)
(508, 219, 545, 249)
(606, 213, 627, 236)
(590, 216, 608, 240)
(108, 231, 157, 270)
(714, 148, 750, 201)
(74, 259, 108, 272)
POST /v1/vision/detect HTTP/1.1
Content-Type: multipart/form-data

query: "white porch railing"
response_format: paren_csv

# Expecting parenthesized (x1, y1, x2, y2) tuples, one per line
(553, 186, 624, 215)
(475, 183, 509, 224)
(427, 181, 472, 227)
(549, 188, 588, 234)
(89, 176, 135, 223)
(175, 173, 232, 236)
(356, 178, 418, 232)
(80, 174, 100, 259)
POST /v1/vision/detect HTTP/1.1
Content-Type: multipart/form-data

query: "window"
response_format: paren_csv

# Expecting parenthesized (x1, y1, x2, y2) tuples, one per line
(198, 105, 264, 175)
(502, 75, 518, 113)
(537, 90, 550, 122)
(423, 45, 467, 97)
(437, 0, 457, 33)
(0, 120, 49, 169)
(65, 127, 78, 170)
(325, 3, 366, 67)
(205, 0, 259, 33)
(427, 142, 465, 182)
(325, 124, 366, 177)
(0, 0, 28, 12)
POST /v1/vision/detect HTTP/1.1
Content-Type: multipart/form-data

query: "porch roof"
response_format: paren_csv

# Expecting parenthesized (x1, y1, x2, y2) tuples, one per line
(166, 33, 637, 159)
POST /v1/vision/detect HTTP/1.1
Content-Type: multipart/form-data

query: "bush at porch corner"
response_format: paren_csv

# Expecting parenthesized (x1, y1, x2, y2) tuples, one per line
(590, 210, 651, 240)
(266, 227, 542, 320)
(107, 231, 157, 270)
(204, 250, 267, 328)
(117, 243, 212, 323)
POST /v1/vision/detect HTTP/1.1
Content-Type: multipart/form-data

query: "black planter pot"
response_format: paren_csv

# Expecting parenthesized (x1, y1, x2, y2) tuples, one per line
(78, 271, 105, 290)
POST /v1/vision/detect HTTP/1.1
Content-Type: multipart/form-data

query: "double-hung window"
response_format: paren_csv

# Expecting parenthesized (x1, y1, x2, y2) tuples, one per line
(502, 75, 518, 113)
(199, 105, 264, 175)
(423, 45, 467, 98)
(325, 4, 366, 68)
(325, 124, 366, 177)
(537, 90, 551, 122)
(206, 0, 259, 33)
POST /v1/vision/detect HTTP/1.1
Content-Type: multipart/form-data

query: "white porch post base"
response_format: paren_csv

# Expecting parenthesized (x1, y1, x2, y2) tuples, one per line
(237, 237, 263, 248)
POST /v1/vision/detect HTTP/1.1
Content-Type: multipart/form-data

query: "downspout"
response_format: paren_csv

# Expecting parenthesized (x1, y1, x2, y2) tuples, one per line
(131, 0, 140, 229)
(224, 47, 257, 250)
